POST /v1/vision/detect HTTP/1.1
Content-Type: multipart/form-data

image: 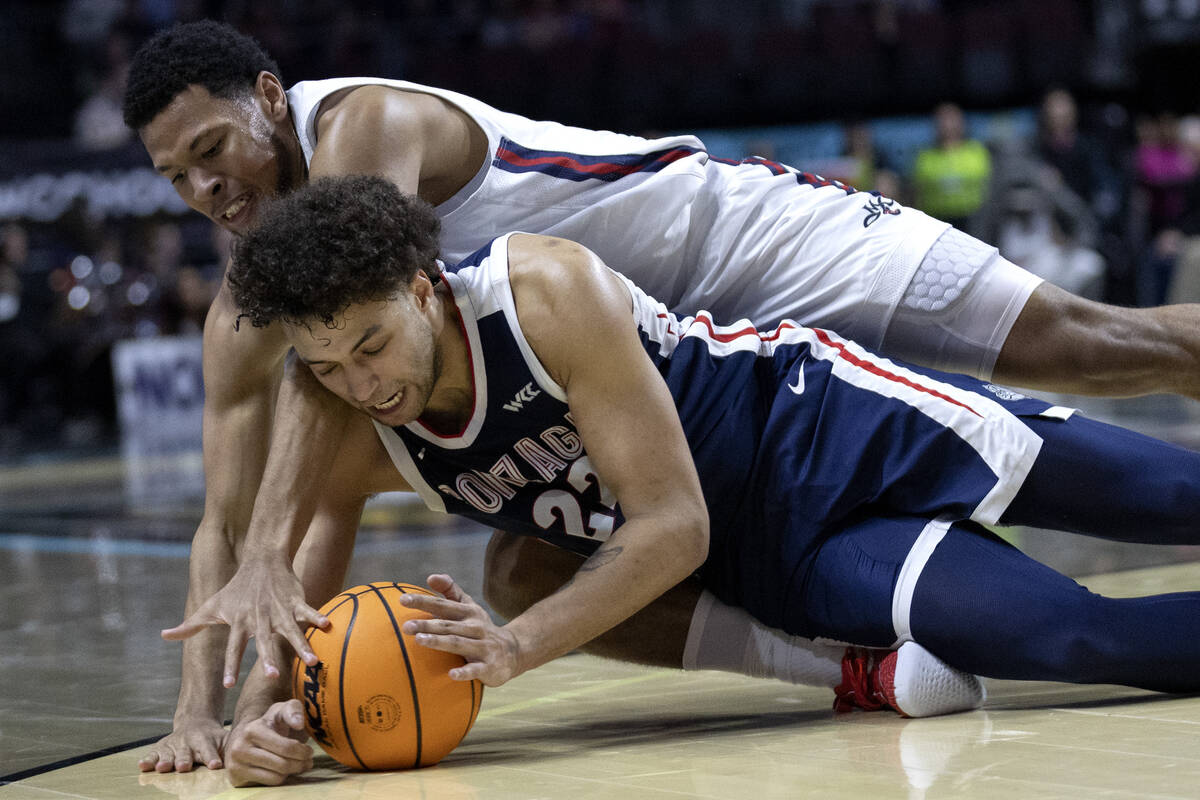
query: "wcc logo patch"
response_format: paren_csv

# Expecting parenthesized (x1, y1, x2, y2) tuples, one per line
(503, 381, 542, 412)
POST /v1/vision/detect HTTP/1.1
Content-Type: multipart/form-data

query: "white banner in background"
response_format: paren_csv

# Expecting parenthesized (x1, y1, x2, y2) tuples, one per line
(111, 336, 205, 508)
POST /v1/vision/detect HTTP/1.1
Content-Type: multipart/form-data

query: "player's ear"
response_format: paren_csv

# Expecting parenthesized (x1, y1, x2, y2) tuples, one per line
(256, 71, 289, 122)
(410, 270, 434, 310)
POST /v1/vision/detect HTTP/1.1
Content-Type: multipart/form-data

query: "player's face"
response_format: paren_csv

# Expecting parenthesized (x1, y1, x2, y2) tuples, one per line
(140, 85, 300, 236)
(287, 291, 441, 426)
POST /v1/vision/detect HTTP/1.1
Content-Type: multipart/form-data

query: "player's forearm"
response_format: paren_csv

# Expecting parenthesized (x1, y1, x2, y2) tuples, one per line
(240, 362, 353, 561)
(173, 518, 239, 719)
(231, 651, 293, 729)
(502, 511, 707, 675)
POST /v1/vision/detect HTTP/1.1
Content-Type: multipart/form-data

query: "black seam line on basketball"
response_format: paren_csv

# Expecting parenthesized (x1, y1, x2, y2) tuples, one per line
(381, 583, 424, 768)
(0, 721, 234, 784)
(339, 595, 369, 771)
(466, 676, 478, 741)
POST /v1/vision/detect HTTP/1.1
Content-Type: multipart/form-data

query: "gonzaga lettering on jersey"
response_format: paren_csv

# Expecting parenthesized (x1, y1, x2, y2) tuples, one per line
(372, 234, 1050, 630)
(287, 78, 949, 346)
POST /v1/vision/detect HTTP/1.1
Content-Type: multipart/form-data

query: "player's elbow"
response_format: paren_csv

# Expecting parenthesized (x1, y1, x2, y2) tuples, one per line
(674, 505, 710, 576)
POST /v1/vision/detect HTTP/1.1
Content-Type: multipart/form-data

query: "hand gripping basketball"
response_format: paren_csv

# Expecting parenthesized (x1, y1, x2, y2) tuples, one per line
(399, 574, 524, 687)
(293, 581, 484, 769)
(162, 552, 330, 688)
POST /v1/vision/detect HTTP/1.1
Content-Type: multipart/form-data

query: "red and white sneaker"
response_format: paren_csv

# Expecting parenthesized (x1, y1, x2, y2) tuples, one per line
(833, 641, 984, 718)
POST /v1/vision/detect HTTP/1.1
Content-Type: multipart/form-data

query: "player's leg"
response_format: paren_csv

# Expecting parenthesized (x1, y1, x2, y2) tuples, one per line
(483, 530, 981, 716)
(998, 412, 1200, 544)
(878, 225, 1200, 400)
(796, 515, 1200, 693)
(993, 281, 1200, 400)
(909, 521, 1200, 692)
(801, 317, 1199, 544)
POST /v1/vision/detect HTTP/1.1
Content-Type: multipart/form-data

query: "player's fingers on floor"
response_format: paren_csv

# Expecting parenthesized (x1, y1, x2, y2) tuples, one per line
(194, 736, 222, 770)
(251, 724, 313, 761)
(241, 740, 313, 776)
(137, 747, 165, 772)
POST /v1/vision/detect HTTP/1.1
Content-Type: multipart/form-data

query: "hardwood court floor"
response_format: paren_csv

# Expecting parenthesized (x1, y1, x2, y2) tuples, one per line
(9, 565, 1200, 800)
(2, 394, 1200, 798)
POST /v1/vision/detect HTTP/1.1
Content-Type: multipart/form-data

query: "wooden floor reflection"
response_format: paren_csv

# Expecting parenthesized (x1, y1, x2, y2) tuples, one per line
(12, 562, 1200, 800)
(3, 394, 1200, 798)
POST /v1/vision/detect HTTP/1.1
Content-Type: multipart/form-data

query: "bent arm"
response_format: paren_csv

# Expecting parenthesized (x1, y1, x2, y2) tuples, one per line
(183, 290, 285, 707)
(307, 84, 485, 200)
(443, 236, 709, 683)
(143, 287, 286, 770)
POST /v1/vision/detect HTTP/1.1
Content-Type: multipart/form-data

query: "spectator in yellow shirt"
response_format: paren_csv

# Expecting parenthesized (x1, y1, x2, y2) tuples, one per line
(912, 103, 992, 231)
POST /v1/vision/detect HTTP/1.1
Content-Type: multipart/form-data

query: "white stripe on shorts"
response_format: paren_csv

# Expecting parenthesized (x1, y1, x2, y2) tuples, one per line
(891, 517, 953, 646)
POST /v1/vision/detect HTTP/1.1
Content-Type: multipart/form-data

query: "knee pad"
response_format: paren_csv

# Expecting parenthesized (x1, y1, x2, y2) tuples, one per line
(882, 227, 1042, 379)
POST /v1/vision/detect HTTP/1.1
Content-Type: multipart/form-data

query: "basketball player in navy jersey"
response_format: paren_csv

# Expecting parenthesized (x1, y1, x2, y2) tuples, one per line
(125, 21, 1200, 772)
(214, 175, 1200, 786)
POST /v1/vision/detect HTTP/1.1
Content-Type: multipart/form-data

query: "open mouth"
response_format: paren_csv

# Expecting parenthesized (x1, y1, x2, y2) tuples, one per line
(220, 193, 253, 224)
(372, 389, 404, 413)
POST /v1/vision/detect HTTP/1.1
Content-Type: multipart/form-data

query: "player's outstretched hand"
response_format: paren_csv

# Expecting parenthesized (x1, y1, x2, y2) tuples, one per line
(161, 553, 330, 688)
(137, 715, 226, 773)
(401, 573, 522, 687)
(225, 699, 313, 787)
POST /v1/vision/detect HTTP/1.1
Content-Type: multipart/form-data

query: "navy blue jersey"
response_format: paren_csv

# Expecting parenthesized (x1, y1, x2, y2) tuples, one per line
(374, 234, 1054, 630)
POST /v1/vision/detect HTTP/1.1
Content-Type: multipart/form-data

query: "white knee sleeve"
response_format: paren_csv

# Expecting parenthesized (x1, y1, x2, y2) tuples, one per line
(682, 590, 845, 687)
(882, 227, 1043, 380)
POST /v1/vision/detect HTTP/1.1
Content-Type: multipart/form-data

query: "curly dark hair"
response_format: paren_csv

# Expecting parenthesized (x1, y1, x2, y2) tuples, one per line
(229, 176, 442, 329)
(123, 20, 281, 130)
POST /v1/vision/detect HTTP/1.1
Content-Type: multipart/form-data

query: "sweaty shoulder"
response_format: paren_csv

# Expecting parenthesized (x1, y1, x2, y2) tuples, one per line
(506, 234, 633, 384)
(308, 84, 485, 200)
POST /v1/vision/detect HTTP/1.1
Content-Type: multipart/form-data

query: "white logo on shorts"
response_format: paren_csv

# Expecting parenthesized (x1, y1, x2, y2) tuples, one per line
(982, 383, 1027, 401)
(788, 358, 807, 395)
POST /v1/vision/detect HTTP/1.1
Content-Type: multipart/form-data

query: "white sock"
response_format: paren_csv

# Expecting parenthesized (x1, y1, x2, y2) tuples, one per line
(682, 590, 844, 687)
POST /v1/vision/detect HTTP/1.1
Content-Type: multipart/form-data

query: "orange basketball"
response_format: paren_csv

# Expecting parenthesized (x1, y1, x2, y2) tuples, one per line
(291, 582, 484, 770)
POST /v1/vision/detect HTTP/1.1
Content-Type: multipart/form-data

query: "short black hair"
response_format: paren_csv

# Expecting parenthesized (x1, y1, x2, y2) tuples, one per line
(230, 176, 442, 329)
(123, 20, 282, 130)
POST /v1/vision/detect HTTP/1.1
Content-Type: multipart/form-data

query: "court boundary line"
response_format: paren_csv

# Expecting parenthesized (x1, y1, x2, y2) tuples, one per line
(0, 733, 165, 785)
(0, 720, 233, 785)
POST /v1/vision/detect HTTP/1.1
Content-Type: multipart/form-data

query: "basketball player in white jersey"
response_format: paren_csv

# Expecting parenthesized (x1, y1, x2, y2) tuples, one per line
(124, 21, 1200, 773)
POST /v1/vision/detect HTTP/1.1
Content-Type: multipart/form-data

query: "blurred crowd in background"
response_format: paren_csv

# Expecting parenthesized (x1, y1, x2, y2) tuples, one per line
(3, 0, 1200, 456)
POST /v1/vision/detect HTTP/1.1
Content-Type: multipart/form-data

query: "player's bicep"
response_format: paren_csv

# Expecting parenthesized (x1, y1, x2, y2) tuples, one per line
(199, 296, 288, 522)
(565, 318, 701, 526)
(512, 238, 704, 527)
(308, 88, 446, 194)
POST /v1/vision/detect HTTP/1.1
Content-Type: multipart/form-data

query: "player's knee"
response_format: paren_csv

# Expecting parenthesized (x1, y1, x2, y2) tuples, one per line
(481, 530, 550, 620)
(482, 530, 522, 617)
(482, 530, 584, 621)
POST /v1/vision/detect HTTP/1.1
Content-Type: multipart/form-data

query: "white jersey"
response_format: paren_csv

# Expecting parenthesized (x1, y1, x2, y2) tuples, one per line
(286, 77, 952, 348)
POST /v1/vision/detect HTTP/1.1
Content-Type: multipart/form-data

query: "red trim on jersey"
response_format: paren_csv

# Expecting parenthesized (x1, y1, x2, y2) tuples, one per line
(812, 328, 982, 418)
(687, 313, 759, 343)
(759, 321, 800, 342)
(495, 145, 696, 178)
